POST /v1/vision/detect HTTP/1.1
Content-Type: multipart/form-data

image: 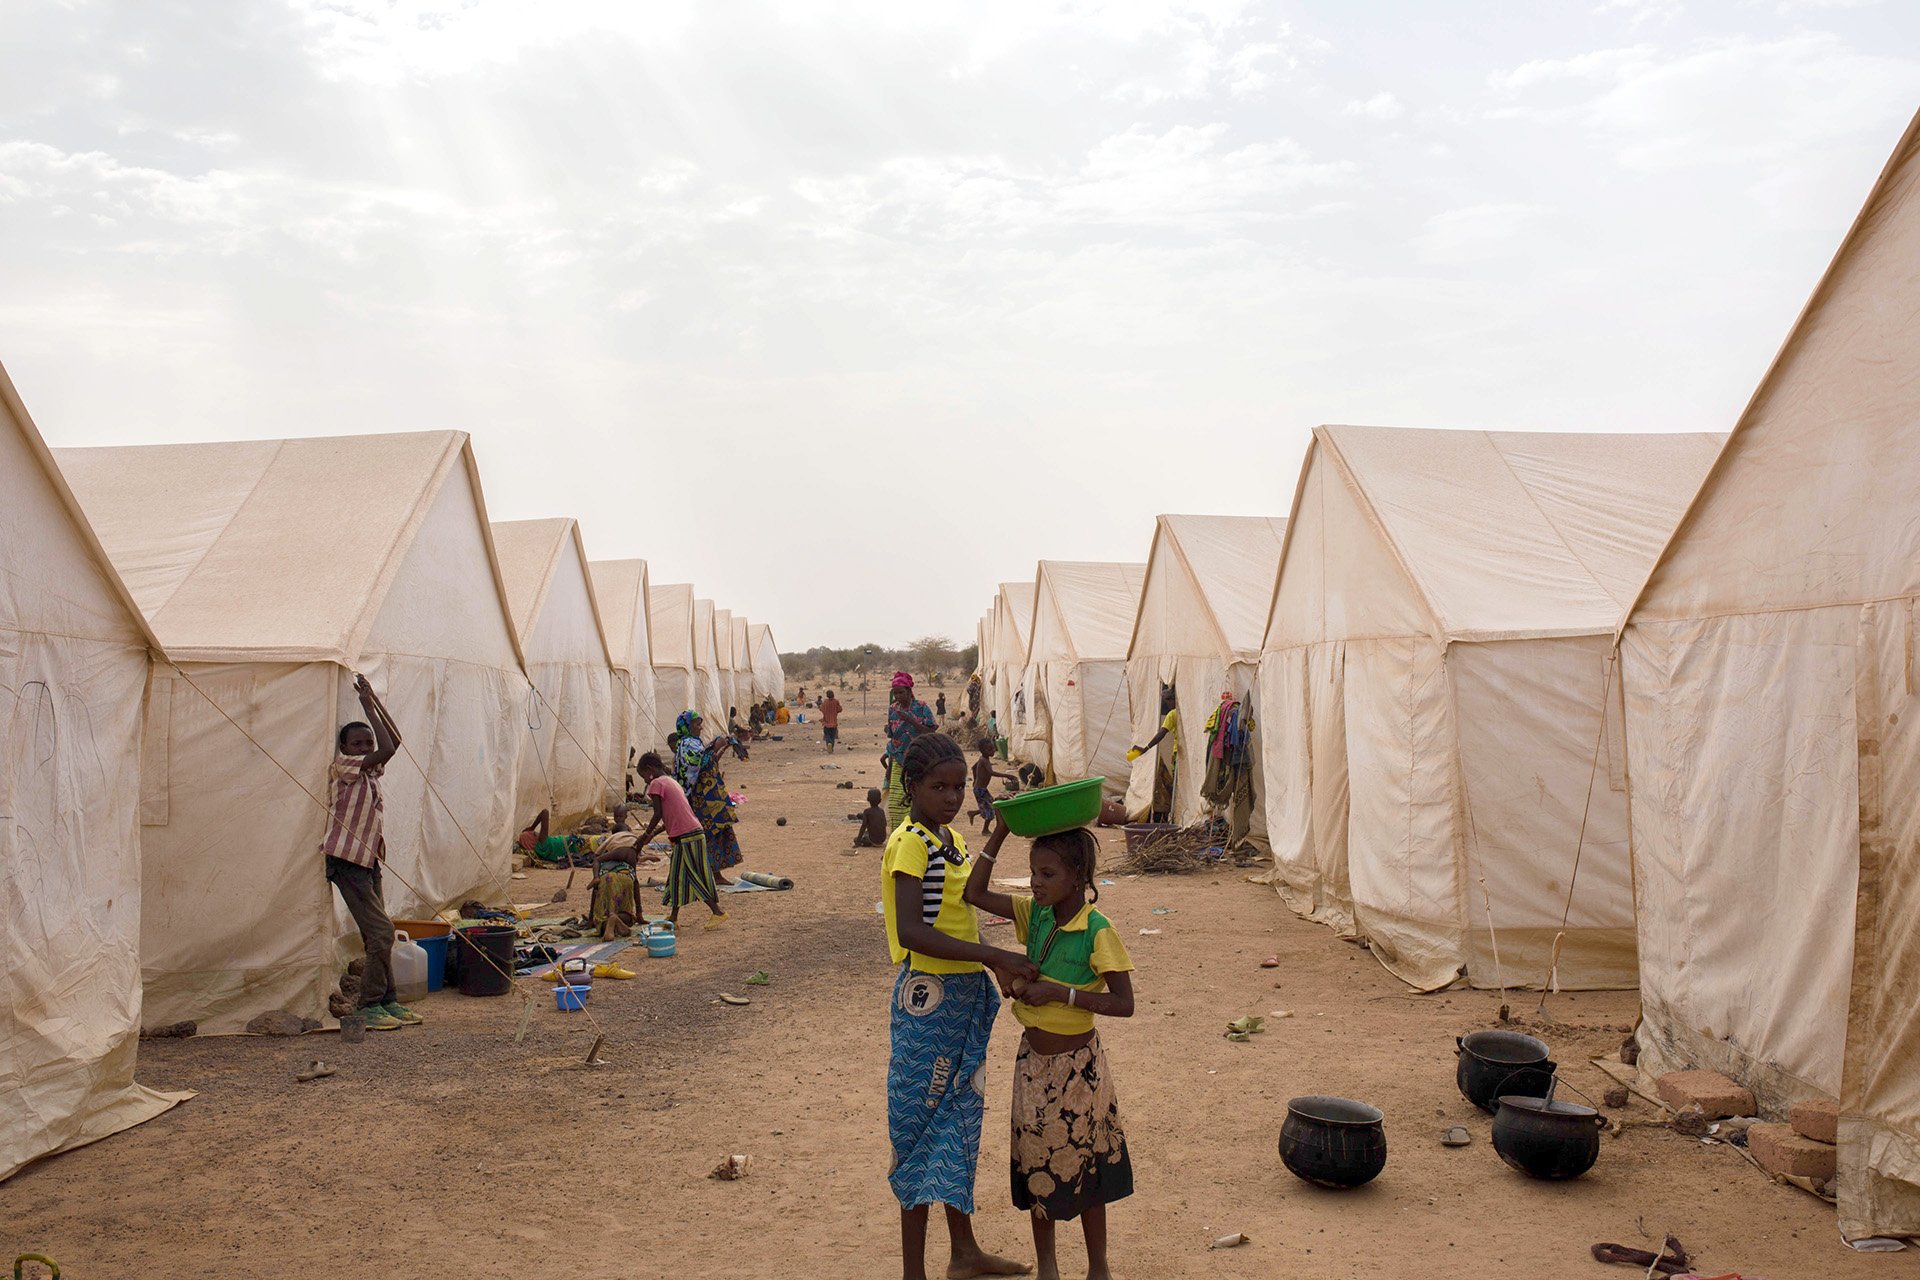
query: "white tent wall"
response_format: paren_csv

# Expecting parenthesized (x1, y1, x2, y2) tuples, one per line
(1617, 111, 1920, 1240)
(747, 623, 784, 701)
(1, 364, 184, 1180)
(991, 582, 1034, 744)
(1258, 426, 1719, 992)
(714, 608, 739, 722)
(1024, 562, 1143, 789)
(692, 599, 727, 732)
(650, 583, 697, 727)
(493, 520, 616, 828)
(61, 432, 526, 1034)
(1122, 514, 1286, 832)
(589, 559, 660, 801)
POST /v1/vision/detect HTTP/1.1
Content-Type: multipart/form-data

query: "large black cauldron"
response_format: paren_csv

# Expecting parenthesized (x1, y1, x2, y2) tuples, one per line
(1456, 1031, 1555, 1113)
(1492, 1094, 1604, 1180)
(1279, 1096, 1387, 1188)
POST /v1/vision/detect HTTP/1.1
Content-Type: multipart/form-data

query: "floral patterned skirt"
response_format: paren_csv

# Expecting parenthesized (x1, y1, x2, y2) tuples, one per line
(1009, 1032, 1134, 1220)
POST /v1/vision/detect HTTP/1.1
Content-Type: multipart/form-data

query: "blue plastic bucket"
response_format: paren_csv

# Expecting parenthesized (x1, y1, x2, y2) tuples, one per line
(645, 933, 677, 958)
(418, 934, 449, 992)
(553, 984, 590, 1011)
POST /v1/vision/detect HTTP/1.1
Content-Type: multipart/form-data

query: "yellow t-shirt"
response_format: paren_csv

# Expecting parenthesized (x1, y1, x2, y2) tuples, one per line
(1162, 707, 1180, 766)
(881, 822, 982, 975)
(1010, 896, 1134, 1036)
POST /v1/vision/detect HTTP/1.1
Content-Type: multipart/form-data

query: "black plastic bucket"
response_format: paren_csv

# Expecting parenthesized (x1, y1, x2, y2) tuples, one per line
(454, 925, 516, 997)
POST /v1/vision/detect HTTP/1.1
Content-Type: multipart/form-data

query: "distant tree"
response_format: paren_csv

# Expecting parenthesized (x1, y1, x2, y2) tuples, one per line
(959, 643, 979, 673)
(907, 635, 959, 684)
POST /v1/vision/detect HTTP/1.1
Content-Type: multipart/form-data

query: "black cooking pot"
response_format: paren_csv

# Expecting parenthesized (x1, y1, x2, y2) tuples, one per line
(1492, 1094, 1604, 1180)
(1279, 1096, 1387, 1189)
(1456, 1031, 1555, 1113)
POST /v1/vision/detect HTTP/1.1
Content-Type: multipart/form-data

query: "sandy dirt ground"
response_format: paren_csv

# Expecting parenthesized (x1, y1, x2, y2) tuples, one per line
(2, 700, 1900, 1278)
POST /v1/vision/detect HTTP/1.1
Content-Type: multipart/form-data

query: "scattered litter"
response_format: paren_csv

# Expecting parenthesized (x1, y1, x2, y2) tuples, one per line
(1139, 928, 1162, 936)
(820, 763, 841, 770)
(141, 1020, 197, 1040)
(1224, 1015, 1266, 1042)
(1591, 1236, 1689, 1272)
(510, 871, 527, 880)
(295, 1061, 338, 1083)
(718, 993, 751, 1006)
(1847, 1237, 1908, 1252)
(1259, 955, 1279, 968)
(1209, 1233, 1249, 1250)
(1268, 1009, 1293, 1019)
(1151, 906, 1173, 915)
(1440, 1126, 1471, 1147)
(246, 1009, 321, 1037)
(709, 1154, 753, 1181)
(1100, 879, 1115, 886)
(745, 970, 772, 986)
(982, 914, 1013, 928)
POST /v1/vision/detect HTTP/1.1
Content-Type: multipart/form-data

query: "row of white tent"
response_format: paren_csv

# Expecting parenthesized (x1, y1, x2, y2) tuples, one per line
(1, 406, 783, 1181)
(976, 111, 1920, 1242)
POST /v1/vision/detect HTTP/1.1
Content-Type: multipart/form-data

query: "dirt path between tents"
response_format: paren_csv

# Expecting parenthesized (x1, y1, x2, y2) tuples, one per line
(1, 701, 1894, 1278)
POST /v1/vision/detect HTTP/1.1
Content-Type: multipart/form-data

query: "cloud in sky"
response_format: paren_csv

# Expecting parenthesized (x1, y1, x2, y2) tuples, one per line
(1, 1, 1916, 647)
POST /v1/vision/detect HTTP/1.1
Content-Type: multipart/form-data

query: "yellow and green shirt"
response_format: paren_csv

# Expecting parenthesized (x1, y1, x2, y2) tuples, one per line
(882, 822, 981, 975)
(1011, 896, 1133, 1036)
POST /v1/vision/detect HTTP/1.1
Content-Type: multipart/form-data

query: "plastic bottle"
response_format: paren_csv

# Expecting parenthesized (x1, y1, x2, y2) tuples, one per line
(392, 931, 429, 1004)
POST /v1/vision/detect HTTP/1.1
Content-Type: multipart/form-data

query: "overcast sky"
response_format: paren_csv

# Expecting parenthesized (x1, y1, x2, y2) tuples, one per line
(3, 2, 1916, 650)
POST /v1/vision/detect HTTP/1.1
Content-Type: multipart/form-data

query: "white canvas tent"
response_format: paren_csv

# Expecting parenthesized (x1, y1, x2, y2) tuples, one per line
(650, 583, 698, 728)
(1021, 561, 1144, 789)
(1, 363, 185, 1180)
(989, 581, 1035, 744)
(492, 519, 616, 825)
(589, 559, 661, 799)
(747, 623, 784, 701)
(1257, 425, 1723, 992)
(1618, 111, 1920, 1241)
(60, 431, 527, 1033)
(714, 607, 740, 722)
(1123, 514, 1288, 834)
(692, 598, 727, 732)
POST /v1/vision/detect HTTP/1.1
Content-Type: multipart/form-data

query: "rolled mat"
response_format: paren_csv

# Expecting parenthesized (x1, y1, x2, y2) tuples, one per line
(738, 870, 794, 890)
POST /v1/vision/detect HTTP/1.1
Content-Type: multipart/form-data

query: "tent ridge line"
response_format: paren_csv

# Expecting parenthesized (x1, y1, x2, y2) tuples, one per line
(1259, 438, 1321, 654)
(343, 432, 466, 668)
(458, 442, 529, 673)
(1163, 519, 1236, 659)
(1616, 107, 1920, 644)
(1480, 430, 1631, 620)
(0, 360, 166, 656)
(1318, 426, 1450, 649)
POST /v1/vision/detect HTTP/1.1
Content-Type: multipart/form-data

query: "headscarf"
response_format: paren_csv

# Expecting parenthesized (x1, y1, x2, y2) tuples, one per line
(675, 710, 703, 737)
(891, 671, 914, 690)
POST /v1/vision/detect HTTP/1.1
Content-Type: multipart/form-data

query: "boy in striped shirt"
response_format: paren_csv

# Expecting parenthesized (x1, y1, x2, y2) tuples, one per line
(322, 674, 420, 1030)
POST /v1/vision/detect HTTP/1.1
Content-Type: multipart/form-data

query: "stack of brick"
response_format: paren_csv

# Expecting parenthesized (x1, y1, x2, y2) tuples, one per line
(1747, 1100, 1840, 1182)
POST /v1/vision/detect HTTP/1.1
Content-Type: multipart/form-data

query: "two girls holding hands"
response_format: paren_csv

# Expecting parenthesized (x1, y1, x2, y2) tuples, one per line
(883, 730, 1135, 1280)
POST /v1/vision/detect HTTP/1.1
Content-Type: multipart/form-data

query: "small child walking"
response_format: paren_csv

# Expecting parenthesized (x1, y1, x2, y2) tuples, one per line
(964, 823, 1135, 1280)
(632, 751, 728, 932)
(970, 736, 1018, 836)
(881, 732, 1037, 1280)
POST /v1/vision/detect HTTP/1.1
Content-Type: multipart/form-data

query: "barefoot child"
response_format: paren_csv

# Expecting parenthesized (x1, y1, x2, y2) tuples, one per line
(970, 736, 1019, 836)
(853, 788, 889, 848)
(882, 732, 1039, 1280)
(964, 824, 1135, 1280)
(631, 751, 728, 932)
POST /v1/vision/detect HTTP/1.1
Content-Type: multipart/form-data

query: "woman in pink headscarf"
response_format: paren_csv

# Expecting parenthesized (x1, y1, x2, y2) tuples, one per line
(882, 672, 937, 833)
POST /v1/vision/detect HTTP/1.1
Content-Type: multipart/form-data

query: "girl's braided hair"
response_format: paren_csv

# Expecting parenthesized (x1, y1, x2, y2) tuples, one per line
(1032, 827, 1100, 903)
(902, 731, 965, 790)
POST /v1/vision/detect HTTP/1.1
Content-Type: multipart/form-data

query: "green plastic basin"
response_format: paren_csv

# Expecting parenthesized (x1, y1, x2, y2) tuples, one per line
(993, 777, 1104, 837)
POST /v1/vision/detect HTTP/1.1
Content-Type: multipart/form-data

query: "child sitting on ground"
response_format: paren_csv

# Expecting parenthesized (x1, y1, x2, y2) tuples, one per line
(970, 737, 1019, 836)
(853, 788, 889, 848)
(963, 823, 1135, 1280)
